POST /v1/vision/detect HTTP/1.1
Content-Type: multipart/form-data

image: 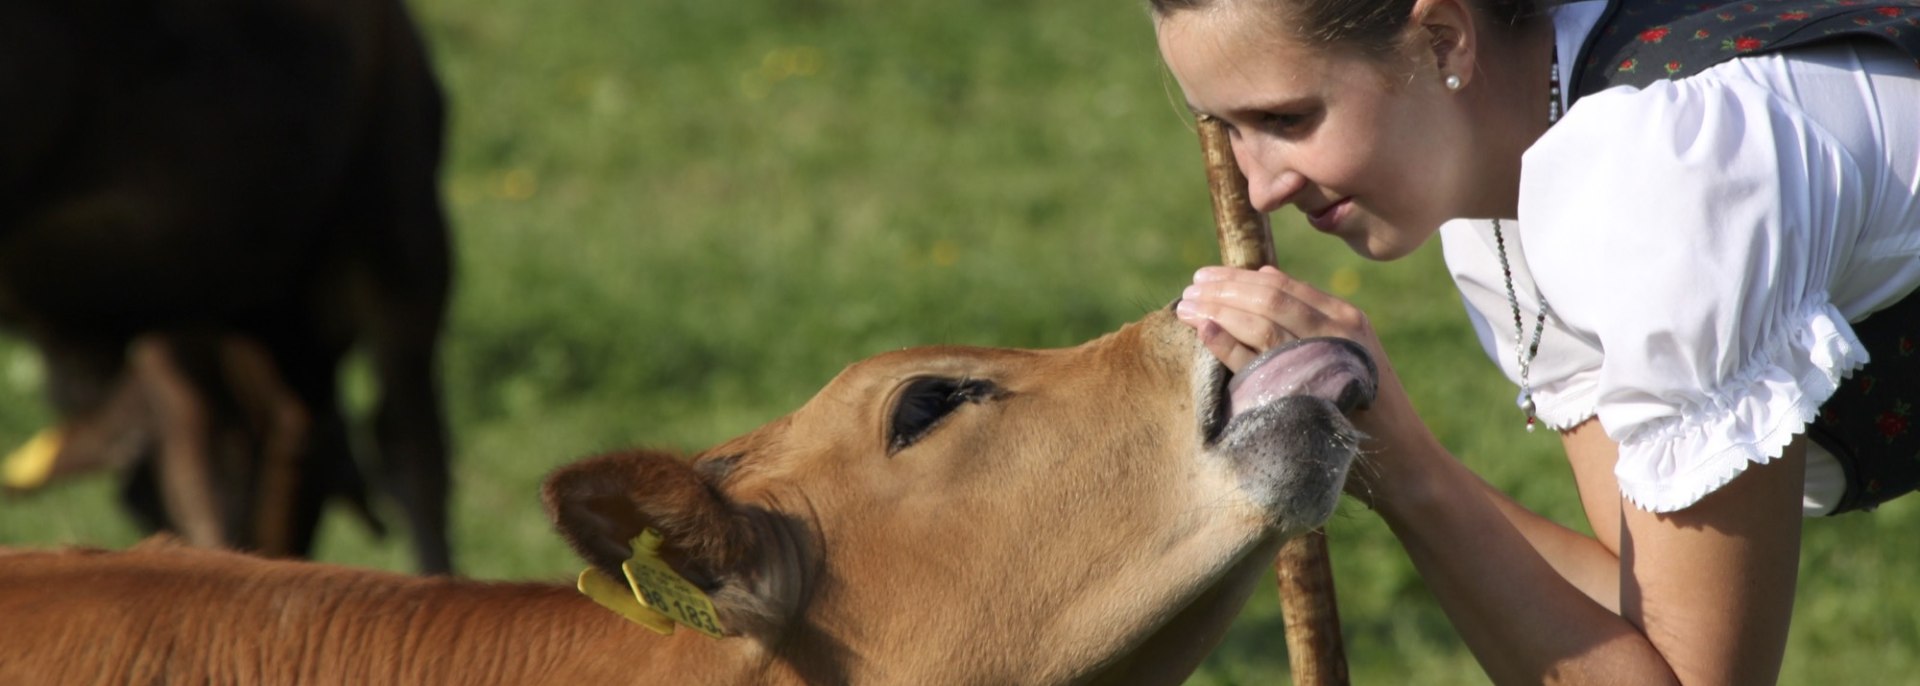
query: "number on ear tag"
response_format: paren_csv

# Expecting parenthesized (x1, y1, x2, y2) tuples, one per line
(622, 529, 727, 638)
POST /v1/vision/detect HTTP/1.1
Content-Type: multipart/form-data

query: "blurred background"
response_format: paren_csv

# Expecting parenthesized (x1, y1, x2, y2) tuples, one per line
(1, 0, 1913, 682)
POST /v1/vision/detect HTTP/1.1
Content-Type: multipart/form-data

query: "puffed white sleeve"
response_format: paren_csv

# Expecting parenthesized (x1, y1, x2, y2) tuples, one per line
(1516, 77, 1870, 513)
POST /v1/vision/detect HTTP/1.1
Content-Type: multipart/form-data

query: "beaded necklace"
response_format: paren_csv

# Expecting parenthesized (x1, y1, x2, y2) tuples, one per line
(1491, 49, 1561, 432)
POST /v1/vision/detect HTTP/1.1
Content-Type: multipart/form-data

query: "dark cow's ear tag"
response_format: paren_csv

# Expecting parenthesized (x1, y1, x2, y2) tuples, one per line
(2, 427, 64, 490)
(576, 529, 726, 638)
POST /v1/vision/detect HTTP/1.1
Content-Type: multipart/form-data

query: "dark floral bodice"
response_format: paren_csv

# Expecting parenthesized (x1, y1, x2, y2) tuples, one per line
(1572, 0, 1920, 100)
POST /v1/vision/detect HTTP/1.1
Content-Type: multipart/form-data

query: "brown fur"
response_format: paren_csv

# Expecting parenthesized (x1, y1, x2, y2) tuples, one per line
(0, 545, 628, 684)
(0, 308, 1370, 685)
(0, 0, 453, 572)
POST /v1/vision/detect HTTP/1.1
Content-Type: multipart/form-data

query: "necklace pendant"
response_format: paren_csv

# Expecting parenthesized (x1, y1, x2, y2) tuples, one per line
(1525, 417, 1537, 433)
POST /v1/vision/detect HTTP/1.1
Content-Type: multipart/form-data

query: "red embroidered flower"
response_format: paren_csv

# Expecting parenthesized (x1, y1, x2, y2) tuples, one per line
(1877, 400, 1912, 443)
(1639, 26, 1672, 43)
(1665, 60, 1684, 74)
(1741, 3, 1758, 11)
(1779, 10, 1811, 20)
(1855, 16, 1874, 26)
(1878, 6, 1904, 17)
(1694, 28, 1712, 39)
(1619, 57, 1638, 72)
(1733, 36, 1765, 51)
(1900, 336, 1916, 356)
(1862, 375, 1879, 395)
(1881, 414, 1909, 441)
(1717, 11, 1737, 21)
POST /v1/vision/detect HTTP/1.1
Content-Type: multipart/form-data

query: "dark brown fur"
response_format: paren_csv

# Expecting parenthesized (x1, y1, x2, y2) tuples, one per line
(0, 0, 453, 572)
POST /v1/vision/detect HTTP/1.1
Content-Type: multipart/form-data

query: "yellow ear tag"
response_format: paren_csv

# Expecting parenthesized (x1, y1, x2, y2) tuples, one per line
(574, 528, 727, 638)
(620, 529, 727, 638)
(2, 427, 65, 491)
(577, 567, 676, 635)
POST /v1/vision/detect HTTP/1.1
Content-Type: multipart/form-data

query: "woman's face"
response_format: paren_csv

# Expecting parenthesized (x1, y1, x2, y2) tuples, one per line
(1156, 4, 1469, 261)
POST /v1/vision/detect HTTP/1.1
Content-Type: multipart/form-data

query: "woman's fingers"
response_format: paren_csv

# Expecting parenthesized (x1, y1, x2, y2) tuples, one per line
(1177, 299, 1279, 371)
(1177, 264, 1373, 370)
(1177, 288, 1298, 342)
(1188, 318, 1261, 371)
(1196, 265, 1346, 314)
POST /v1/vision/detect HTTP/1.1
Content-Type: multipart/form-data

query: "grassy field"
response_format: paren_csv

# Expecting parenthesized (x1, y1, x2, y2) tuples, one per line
(3, 0, 1917, 682)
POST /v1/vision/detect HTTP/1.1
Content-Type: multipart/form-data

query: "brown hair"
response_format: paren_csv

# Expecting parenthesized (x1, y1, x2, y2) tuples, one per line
(1149, 0, 1541, 58)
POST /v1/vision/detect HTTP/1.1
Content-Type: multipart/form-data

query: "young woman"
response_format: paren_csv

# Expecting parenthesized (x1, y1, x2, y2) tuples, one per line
(1159, 0, 1920, 682)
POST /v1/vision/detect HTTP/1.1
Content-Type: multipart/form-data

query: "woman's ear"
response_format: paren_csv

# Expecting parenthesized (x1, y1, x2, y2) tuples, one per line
(1411, 0, 1479, 86)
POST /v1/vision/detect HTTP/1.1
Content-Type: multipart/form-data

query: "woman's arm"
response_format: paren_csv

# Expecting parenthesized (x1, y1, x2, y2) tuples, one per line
(1587, 425, 1803, 685)
(1379, 420, 1803, 684)
(1179, 266, 1802, 684)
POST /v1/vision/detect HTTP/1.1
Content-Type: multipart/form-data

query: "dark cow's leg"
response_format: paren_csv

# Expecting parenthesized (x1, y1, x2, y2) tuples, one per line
(21, 343, 152, 484)
(128, 337, 225, 548)
(32, 335, 178, 535)
(356, 193, 452, 574)
(373, 322, 451, 574)
(216, 336, 310, 558)
(354, 0, 454, 575)
(255, 332, 376, 561)
(290, 400, 353, 560)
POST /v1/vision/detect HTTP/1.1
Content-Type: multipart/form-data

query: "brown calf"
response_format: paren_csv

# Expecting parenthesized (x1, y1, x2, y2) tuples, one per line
(0, 307, 1374, 684)
(0, 0, 452, 571)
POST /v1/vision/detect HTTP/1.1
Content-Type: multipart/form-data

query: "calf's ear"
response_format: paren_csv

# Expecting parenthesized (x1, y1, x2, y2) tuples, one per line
(543, 449, 787, 637)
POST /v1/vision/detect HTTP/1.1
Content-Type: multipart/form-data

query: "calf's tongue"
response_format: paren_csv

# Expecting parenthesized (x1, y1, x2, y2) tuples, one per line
(1228, 338, 1377, 417)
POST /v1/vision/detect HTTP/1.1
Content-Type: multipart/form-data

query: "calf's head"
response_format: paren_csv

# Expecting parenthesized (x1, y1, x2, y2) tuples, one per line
(544, 307, 1374, 683)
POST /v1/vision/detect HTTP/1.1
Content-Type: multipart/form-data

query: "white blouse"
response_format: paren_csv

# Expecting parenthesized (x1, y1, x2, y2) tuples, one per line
(1441, 6, 1920, 515)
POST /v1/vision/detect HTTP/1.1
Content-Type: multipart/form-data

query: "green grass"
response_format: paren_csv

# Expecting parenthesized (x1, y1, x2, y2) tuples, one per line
(3, 0, 1917, 682)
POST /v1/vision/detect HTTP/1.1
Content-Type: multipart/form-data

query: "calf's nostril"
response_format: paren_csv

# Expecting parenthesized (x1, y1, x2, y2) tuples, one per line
(1334, 377, 1372, 413)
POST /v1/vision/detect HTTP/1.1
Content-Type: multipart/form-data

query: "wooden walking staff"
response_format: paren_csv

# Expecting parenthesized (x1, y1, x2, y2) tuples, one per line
(1195, 114, 1350, 686)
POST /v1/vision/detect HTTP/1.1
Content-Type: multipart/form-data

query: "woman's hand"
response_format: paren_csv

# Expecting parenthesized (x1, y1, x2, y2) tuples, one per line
(1175, 264, 1383, 373)
(1177, 265, 1429, 501)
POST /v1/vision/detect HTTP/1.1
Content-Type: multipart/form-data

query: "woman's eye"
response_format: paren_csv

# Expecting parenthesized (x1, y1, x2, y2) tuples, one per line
(888, 377, 996, 453)
(1259, 111, 1313, 133)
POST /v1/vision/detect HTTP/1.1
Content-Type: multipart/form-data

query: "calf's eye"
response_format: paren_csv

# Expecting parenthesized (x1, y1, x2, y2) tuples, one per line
(889, 377, 995, 453)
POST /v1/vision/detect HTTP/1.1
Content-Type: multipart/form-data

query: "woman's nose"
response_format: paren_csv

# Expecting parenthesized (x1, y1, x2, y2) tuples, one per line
(1233, 141, 1305, 213)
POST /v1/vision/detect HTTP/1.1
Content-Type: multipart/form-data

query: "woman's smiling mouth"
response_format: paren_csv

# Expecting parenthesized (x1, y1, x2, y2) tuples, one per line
(1305, 197, 1353, 233)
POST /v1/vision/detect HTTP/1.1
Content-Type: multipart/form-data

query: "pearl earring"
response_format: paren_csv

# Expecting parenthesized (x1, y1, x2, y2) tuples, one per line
(1444, 74, 1462, 91)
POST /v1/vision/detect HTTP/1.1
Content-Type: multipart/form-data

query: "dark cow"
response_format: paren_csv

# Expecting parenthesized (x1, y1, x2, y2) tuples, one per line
(0, 0, 453, 572)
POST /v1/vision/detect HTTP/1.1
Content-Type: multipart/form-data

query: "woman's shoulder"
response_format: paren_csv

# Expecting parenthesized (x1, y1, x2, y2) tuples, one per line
(1532, 63, 1799, 173)
(1519, 40, 1917, 301)
(1518, 43, 1891, 242)
(1511, 49, 1870, 365)
(1542, 40, 1915, 174)
(1519, 71, 1830, 254)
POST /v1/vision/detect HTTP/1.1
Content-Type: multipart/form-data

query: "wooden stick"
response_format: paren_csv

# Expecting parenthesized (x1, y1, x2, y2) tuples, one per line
(1196, 117, 1274, 270)
(1195, 114, 1350, 686)
(1274, 529, 1348, 685)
